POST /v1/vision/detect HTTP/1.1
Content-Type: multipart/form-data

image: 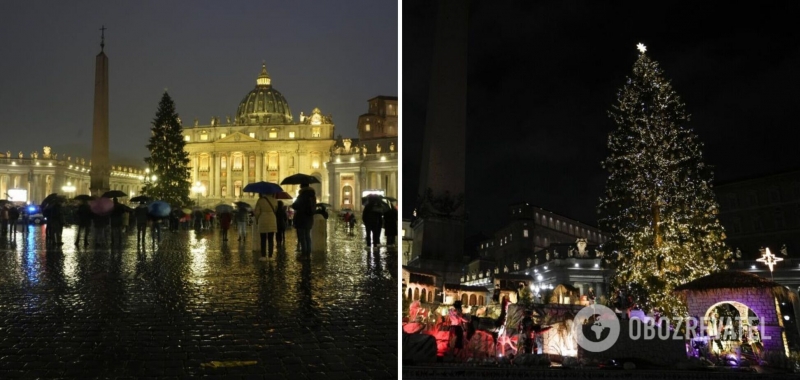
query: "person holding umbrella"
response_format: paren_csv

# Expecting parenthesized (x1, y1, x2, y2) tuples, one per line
(291, 183, 316, 257)
(75, 198, 93, 246)
(48, 200, 66, 246)
(276, 201, 288, 248)
(253, 193, 278, 260)
(109, 198, 128, 248)
(134, 201, 149, 246)
(362, 196, 384, 249)
(384, 204, 398, 248)
(235, 203, 249, 242)
(7, 205, 19, 242)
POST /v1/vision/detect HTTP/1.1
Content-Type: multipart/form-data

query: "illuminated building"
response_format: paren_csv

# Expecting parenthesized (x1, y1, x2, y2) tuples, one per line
(182, 63, 336, 205)
(0, 148, 143, 204)
(327, 96, 398, 210)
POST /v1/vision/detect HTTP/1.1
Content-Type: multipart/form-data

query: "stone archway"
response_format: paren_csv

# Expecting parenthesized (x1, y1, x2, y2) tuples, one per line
(703, 300, 760, 355)
(675, 271, 795, 357)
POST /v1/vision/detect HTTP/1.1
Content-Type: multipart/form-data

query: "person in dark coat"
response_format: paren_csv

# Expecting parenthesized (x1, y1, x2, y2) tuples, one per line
(48, 202, 65, 246)
(383, 205, 398, 247)
(7, 206, 20, 241)
(74, 201, 92, 246)
(362, 199, 383, 248)
(109, 199, 126, 248)
(218, 211, 232, 242)
(275, 200, 287, 248)
(149, 213, 162, 244)
(134, 203, 149, 246)
(291, 183, 316, 256)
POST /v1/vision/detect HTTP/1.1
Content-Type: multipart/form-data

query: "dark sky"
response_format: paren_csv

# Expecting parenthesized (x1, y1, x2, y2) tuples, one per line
(0, 1, 397, 167)
(403, 1, 800, 237)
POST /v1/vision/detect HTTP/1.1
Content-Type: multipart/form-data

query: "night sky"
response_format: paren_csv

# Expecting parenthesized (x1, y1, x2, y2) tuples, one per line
(0, 1, 397, 167)
(403, 1, 800, 238)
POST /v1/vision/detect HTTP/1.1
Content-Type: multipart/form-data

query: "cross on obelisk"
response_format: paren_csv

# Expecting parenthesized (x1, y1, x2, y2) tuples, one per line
(100, 25, 106, 51)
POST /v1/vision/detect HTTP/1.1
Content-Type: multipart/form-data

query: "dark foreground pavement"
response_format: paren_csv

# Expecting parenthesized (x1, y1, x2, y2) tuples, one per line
(0, 221, 397, 379)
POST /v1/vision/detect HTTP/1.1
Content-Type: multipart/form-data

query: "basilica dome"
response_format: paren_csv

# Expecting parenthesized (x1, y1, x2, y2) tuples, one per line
(236, 63, 293, 125)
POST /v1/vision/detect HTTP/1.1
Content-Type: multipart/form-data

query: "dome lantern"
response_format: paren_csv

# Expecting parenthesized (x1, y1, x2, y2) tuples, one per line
(236, 61, 292, 125)
(256, 62, 271, 87)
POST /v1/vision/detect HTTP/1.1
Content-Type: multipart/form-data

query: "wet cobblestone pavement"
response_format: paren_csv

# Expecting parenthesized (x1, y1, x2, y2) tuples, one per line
(0, 221, 397, 379)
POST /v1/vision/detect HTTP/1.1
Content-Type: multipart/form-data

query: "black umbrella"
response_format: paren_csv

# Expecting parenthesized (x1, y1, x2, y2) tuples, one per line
(73, 194, 93, 201)
(235, 201, 251, 209)
(242, 181, 283, 194)
(41, 193, 65, 209)
(280, 173, 320, 185)
(363, 195, 390, 213)
(130, 195, 151, 203)
(316, 203, 333, 209)
(102, 190, 127, 198)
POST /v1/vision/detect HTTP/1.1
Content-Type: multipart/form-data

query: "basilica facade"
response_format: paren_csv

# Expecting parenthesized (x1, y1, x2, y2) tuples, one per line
(182, 64, 335, 206)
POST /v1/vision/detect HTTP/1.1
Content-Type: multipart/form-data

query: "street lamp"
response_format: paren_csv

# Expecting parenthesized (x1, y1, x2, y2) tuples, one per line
(192, 181, 206, 206)
(61, 181, 76, 198)
(530, 274, 552, 304)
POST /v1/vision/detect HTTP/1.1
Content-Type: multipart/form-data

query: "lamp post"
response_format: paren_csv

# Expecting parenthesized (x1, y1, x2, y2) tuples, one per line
(61, 181, 76, 198)
(141, 168, 157, 195)
(530, 274, 553, 304)
(192, 181, 206, 207)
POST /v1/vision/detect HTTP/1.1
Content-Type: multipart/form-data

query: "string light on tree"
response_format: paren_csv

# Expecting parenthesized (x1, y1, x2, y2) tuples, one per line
(756, 247, 783, 280)
(598, 44, 730, 318)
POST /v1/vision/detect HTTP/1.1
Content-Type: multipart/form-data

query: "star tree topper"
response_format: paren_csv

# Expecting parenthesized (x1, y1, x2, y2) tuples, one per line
(756, 247, 783, 272)
(636, 43, 647, 54)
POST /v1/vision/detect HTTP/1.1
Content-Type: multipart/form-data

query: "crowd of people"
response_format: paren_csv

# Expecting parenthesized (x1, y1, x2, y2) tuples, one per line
(1, 187, 400, 256)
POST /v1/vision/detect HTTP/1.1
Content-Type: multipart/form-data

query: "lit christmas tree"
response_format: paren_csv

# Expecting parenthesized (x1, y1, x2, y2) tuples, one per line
(143, 91, 191, 206)
(598, 43, 730, 317)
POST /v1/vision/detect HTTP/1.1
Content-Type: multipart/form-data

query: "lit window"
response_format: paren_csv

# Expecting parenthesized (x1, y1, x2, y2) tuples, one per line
(200, 134, 208, 141)
(249, 132, 256, 138)
(200, 155, 209, 171)
(233, 153, 243, 170)
(249, 155, 255, 169)
(269, 129, 277, 138)
(220, 133, 226, 138)
(221, 156, 227, 169)
(289, 131, 295, 139)
(365, 124, 371, 132)
(184, 135, 190, 142)
(312, 127, 321, 137)
(523, 229, 529, 238)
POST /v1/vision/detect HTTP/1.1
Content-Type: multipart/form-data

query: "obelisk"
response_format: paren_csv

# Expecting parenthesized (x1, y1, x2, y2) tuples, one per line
(90, 25, 110, 196)
(412, 0, 468, 283)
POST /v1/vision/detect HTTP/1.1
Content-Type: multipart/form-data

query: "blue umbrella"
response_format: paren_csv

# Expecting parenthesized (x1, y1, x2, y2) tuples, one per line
(148, 200, 171, 218)
(242, 181, 283, 194)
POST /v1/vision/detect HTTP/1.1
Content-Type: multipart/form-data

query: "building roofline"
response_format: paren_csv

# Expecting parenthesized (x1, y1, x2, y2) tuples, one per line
(714, 167, 800, 188)
(368, 95, 398, 101)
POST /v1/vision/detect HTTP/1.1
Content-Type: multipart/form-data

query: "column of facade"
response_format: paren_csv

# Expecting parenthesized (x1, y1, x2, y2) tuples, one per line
(213, 153, 220, 198)
(255, 151, 262, 183)
(356, 168, 364, 210)
(225, 152, 232, 198)
(331, 172, 340, 210)
(389, 171, 397, 198)
(192, 153, 199, 185)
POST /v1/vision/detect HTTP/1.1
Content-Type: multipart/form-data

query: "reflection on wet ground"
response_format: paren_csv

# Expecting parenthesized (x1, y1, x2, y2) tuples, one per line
(0, 221, 397, 378)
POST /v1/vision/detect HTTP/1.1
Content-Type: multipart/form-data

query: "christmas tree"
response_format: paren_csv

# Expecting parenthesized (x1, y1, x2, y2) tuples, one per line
(143, 91, 191, 206)
(598, 44, 730, 317)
